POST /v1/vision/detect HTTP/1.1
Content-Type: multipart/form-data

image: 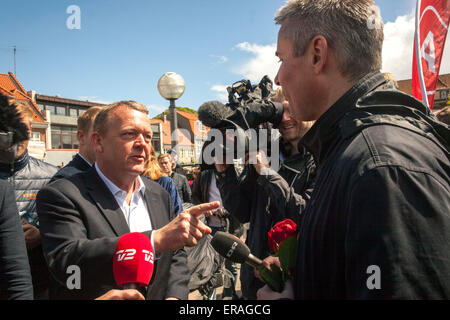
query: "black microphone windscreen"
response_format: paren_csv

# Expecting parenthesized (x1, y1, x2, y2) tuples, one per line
(198, 100, 231, 128)
(211, 231, 250, 264)
(0, 94, 29, 146)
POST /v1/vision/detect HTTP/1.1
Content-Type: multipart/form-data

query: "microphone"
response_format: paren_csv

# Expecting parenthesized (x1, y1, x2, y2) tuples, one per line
(210, 231, 263, 268)
(113, 232, 154, 291)
(198, 100, 233, 128)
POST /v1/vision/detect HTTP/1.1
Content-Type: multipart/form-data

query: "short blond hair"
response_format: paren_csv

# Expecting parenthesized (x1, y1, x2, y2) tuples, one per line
(77, 106, 103, 132)
(158, 153, 172, 162)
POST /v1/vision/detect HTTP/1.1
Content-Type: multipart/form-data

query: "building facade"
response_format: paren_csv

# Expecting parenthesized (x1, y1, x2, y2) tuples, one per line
(397, 73, 450, 111)
(28, 92, 107, 166)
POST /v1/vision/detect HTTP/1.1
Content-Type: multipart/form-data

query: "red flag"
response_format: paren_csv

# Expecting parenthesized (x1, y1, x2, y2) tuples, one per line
(412, 0, 450, 109)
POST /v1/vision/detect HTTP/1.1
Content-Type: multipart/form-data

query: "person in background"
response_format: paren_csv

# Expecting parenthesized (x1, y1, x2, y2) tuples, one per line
(213, 88, 315, 299)
(192, 165, 244, 300)
(142, 146, 183, 216)
(167, 149, 186, 176)
(50, 106, 103, 182)
(158, 153, 192, 205)
(0, 99, 58, 300)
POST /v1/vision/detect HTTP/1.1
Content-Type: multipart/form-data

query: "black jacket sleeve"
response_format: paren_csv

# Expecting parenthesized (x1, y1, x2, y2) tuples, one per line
(0, 181, 34, 300)
(256, 170, 313, 224)
(215, 165, 254, 223)
(181, 175, 192, 203)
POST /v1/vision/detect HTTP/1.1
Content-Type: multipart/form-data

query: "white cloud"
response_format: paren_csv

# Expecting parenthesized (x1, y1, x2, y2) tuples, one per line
(381, 14, 450, 80)
(210, 84, 228, 102)
(233, 42, 279, 83)
(210, 55, 228, 64)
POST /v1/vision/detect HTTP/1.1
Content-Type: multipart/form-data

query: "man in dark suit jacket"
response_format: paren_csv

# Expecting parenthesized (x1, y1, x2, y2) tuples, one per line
(36, 101, 218, 300)
(50, 106, 103, 183)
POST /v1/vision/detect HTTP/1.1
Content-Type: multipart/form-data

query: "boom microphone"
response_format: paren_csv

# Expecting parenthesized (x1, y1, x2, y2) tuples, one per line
(113, 232, 154, 292)
(198, 100, 233, 128)
(211, 231, 263, 268)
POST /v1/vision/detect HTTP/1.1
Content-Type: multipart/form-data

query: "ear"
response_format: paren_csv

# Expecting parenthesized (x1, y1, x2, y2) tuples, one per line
(309, 35, 328, 74)
(77, 130, 84, 145)
(91, 131, 103, 153)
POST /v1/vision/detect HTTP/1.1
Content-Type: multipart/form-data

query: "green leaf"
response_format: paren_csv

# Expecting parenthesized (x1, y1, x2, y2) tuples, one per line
(258, 264, 283, 293)
(278, 235, 297, 276)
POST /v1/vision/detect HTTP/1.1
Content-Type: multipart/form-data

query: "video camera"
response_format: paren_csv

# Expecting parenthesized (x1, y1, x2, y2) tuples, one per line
(198, 76, 283, 179)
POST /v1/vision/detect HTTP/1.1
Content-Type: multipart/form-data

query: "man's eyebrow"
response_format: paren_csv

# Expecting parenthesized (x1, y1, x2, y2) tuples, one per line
(275, 51, 280, 57)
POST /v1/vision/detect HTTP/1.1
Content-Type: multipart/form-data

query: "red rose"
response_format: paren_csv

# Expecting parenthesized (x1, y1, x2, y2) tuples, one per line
(268, 219, 297, 254)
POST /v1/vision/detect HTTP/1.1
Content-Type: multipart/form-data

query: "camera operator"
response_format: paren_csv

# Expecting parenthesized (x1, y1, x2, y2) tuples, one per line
(209, 84, 316, 300)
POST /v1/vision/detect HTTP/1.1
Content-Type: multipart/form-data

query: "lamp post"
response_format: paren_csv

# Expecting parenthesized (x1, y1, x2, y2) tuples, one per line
(157, 72, 186, 149)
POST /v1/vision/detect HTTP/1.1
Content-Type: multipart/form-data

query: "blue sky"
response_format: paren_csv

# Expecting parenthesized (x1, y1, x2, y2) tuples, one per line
(1, 0, 447, 117)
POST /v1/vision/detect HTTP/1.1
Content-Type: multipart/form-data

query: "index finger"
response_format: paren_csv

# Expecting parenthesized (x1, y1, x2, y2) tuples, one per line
(187, 201, 220, 218)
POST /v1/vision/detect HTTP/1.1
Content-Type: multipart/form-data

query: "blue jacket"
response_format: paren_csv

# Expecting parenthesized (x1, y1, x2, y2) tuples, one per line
(156, 176, 183, 215)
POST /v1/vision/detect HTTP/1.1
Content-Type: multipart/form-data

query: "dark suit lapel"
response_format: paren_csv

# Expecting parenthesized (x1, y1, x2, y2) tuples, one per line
(142, 178, 165, 230)
(84, 166, 130, 236)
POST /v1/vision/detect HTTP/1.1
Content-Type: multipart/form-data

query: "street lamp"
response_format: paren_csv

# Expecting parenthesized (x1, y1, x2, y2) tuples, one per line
(157, 72, 186, 149)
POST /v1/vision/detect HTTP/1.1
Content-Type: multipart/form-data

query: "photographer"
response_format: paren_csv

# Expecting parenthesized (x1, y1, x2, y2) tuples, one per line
(202, 80, 315, 299)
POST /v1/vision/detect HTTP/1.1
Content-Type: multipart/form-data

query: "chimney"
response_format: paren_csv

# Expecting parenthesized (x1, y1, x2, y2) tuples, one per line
(28, 90, 36, 102)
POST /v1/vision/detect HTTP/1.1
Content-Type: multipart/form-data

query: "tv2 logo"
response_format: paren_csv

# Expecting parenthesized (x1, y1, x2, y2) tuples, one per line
(226, 242, 238, 258)
(116, 249, 154, 263)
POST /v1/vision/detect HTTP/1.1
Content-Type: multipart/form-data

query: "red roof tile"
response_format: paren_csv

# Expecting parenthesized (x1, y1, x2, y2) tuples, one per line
(0, 72, 47, 123)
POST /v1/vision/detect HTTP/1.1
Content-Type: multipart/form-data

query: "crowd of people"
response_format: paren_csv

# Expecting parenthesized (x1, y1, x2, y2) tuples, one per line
(1, 0, 450, 301)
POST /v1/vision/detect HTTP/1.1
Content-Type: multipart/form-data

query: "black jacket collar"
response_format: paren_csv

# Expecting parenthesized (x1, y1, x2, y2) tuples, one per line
(0, 149, 29, 175)
(300, 71, 387, 165)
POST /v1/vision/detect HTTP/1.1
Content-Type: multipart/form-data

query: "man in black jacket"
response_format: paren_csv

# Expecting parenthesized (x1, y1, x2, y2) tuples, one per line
(258, 0, 450, 300)
(50, 106, 103, 182)
(0, 99, 58, 299)
(0, 179, 33, 299)
(159, 153, 192, 204)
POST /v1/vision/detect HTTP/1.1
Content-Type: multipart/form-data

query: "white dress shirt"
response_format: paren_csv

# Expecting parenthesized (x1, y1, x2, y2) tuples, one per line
(94, 163, 155, 244)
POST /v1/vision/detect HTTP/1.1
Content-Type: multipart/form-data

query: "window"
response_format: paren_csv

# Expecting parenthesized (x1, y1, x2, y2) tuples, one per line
(196, 120, 206, 133)
(46, 105, 56, 115)
(31, 132, 40, 141)
(37, 104, 45, 111)
(56, 106, 66, 116)
(51, 126, 78, 149)
(69, 108, 78, 117)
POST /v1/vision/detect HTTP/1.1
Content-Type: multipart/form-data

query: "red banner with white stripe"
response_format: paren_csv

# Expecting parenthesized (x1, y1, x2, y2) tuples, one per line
(412, 0, 450, 109)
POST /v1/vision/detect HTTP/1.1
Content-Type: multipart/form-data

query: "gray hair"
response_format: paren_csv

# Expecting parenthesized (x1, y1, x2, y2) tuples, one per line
(275, 0, 384, 81)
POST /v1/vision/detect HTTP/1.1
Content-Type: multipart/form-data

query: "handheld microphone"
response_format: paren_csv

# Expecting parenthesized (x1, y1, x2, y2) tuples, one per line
(210, 231, 263, 268)
(113, 232, 154, 291)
